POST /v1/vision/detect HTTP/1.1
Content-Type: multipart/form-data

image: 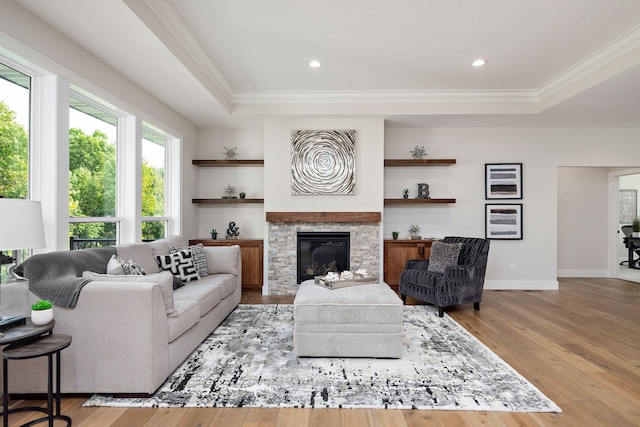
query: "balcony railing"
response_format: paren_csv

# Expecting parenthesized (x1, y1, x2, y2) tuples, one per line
(69, 237, 156, 250)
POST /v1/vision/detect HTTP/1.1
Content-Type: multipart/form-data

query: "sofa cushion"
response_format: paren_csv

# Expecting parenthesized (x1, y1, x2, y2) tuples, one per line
(203, 245, 240, 275)
(170, 243, 208, 278)
(167, 299, 200, 342)
(149, 235, 188, 257)
(117, 243, 160, 274)
(155, 250, 200, 282)
(427, 242, 463, 274)
(173, 282, 222, 317)
(197, 274, 237, 299)
(81, 271, 178, 317)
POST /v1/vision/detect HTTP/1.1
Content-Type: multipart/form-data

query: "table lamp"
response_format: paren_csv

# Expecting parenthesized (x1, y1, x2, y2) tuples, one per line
(0, 198, 46, 331)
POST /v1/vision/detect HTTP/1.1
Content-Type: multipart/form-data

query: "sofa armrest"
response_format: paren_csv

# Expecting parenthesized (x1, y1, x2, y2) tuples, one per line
(405, 259, 430, 270)
(39, 280, 169, 393)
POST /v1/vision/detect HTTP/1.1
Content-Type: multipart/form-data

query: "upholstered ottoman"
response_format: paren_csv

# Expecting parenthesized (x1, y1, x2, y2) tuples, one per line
(293, 280, 403, 358)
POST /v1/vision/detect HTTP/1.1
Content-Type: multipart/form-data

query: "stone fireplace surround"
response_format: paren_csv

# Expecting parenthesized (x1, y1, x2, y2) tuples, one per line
(266, 212, 381, 295)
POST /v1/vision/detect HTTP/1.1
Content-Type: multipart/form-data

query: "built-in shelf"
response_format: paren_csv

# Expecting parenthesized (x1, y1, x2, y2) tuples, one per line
(192, 159, 264, 167)
(384, 198, 456, 204)
(192, 198, 264, 204)
(384, 159, 456, 166)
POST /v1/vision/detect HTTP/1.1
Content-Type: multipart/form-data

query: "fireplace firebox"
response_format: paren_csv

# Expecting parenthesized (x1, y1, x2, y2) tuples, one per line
(297, 232, 350, 283)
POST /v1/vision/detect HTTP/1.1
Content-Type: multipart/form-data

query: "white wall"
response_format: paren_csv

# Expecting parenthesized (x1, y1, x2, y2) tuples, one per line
(557, 167, 609, 277)
(383, 127, 640, 289)
(263, 118, 385, 213)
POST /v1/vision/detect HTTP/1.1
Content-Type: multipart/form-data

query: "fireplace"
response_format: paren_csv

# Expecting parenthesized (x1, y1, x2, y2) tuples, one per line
(297, 232, 350, 283)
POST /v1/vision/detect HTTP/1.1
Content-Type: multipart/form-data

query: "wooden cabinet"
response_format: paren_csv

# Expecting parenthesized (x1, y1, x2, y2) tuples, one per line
(190, 239, 263, 292)
(383, 239, 436, 290)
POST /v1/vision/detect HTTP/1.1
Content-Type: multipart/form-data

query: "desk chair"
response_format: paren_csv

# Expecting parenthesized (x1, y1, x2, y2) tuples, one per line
(621, 225, 640, 268)
(620, 225, 632, 265)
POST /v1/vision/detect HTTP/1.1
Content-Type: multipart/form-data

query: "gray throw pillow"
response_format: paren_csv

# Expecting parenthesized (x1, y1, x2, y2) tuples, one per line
(427, 242, 463, 274)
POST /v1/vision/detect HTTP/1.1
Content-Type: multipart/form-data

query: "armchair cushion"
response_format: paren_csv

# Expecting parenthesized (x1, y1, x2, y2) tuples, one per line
(427, 242, 462, 273)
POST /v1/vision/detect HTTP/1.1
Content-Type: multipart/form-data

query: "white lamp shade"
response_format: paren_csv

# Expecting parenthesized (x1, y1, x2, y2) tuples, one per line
(0, 199, 46, 251)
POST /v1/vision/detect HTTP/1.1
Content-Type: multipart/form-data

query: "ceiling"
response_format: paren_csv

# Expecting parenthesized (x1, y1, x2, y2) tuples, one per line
(14, 0, 640, 128)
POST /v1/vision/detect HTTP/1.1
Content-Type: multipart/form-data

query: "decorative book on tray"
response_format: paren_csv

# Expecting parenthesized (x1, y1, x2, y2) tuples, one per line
(314, 270, 379, 289)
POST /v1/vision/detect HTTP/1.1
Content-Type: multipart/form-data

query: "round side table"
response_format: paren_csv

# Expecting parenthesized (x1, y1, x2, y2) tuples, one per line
(2, 333, 72, 427)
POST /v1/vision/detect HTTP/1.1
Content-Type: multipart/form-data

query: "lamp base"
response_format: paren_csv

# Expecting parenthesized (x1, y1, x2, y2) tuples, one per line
(0, 316, 26, 332)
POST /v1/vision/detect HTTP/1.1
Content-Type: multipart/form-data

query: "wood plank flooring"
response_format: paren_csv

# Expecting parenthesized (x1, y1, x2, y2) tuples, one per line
(5, 278, 639, 426)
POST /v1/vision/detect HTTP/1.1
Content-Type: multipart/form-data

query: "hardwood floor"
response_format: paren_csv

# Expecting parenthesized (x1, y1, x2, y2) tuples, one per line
(5, 278, 639, 426)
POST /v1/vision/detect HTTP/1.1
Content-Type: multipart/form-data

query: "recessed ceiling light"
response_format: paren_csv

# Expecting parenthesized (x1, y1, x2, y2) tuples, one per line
(471, 59, 487, 67)
(309, 60, 322, 68)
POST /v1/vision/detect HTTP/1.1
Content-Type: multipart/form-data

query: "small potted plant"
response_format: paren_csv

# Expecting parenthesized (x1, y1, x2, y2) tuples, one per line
(210, 228, 218, 239)
(403, 188, 409, 199)
(392, 231, 399, 240)
(408, 224, 421, 240)
(239, 192, 246, 199)
(31, 299, 54, 325)
(633, 217, 640, 237)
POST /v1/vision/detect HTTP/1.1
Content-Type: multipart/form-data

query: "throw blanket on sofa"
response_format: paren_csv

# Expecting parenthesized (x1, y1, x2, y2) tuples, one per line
(14, 247, 117, 308)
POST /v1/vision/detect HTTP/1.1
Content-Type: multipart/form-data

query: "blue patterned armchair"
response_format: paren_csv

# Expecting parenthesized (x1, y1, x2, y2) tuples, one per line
(399, 236, 490, 317)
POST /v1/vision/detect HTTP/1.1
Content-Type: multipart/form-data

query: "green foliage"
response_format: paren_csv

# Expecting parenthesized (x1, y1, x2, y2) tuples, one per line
(0, 102, 166, 241)
(31, 299, 53, 310)
(633, 217, 640, 232)
(0, 101, 29, 198)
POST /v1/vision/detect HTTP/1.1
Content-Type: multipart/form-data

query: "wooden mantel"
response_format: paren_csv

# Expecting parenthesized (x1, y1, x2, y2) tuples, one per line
(266, 211, 381, 223)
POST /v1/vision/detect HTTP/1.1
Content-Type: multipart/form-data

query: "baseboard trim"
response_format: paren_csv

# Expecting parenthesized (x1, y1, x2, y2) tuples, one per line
(484, 280, 559, 290)
(557, 269, 609, 278)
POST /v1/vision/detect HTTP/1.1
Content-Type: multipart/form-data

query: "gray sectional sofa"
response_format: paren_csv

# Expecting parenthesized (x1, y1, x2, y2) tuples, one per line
(5, 235, 241, 395)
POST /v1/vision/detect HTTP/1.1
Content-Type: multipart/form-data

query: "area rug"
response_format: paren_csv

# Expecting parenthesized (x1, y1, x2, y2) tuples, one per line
(84, 304, 561, 412)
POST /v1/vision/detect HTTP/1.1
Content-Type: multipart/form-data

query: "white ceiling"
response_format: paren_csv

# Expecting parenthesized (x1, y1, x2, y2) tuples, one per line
(14, 0, 640, 128)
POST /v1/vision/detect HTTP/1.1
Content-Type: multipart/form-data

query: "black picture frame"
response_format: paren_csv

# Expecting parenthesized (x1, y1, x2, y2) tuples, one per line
(485, 163, 523, 199)
(485, 203, 523, 240)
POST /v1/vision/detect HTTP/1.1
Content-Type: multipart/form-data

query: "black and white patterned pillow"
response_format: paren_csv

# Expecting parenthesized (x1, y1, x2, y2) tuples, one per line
(169, 243, 208, 278)
(155, 250, 200, 282)
(107, 254, 146, 275)
(427, 242, 463, 274)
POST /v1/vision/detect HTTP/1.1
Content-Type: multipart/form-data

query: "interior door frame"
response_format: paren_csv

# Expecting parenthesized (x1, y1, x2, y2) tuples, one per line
(609, 168, 640, 278)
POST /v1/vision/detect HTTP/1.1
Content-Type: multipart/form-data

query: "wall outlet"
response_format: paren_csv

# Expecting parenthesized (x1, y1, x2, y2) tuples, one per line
(509, 263, 516, 272)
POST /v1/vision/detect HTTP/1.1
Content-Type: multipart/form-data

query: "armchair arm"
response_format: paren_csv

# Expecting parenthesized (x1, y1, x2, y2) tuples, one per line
(405, 259, 430, 270)
(442, 264, 475, 282)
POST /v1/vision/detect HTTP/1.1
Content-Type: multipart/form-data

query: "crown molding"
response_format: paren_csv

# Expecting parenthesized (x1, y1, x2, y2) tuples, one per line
(124, 0, 234, 111)
(536, 24, 640, 108)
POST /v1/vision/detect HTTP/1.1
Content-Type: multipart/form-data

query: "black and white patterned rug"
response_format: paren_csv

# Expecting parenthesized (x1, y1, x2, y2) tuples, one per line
(84, 304, 561, 412)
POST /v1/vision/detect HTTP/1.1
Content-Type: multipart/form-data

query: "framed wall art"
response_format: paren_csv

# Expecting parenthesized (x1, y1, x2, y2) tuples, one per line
(485, 203, 523, 240)
(485, 163, 522, 199)
(290, 129, 356, 195)
(619, 189, 637, 224)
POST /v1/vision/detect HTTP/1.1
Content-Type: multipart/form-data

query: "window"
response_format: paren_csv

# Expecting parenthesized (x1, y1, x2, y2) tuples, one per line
(0, 63, 30, 199)
(0, 62, 31, 280)
(142, 123, 168, 240)
(68, 95, 119, 248)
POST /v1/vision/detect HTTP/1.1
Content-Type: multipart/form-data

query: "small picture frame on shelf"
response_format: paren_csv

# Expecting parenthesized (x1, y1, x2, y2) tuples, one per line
(485, 203, 523, 240)
(485, 163, 522, 199)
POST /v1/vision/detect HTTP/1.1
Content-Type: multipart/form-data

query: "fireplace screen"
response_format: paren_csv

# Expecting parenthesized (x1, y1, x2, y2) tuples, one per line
(297, 232, 350, 283)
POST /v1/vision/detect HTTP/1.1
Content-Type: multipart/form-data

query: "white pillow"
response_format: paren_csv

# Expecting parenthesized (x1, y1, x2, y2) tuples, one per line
(106, 254, 146, 275)
(82, 271, 177, 318)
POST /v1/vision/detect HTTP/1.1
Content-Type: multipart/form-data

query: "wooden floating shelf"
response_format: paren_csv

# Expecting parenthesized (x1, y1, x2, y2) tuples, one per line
(192, 159, 264, 167)
(384, 198, 456, 204)
(384, 159, 456, 166)
(266, 211, 381, 223)
(192, 198, 264, 204)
